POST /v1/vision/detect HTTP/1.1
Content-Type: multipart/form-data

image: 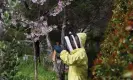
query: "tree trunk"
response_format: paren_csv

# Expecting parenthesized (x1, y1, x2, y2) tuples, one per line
(58, 8, 67, 80)
(33, 42, 38, 80)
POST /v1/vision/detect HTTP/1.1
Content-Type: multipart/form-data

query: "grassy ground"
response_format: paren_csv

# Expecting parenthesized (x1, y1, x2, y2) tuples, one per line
(14, 56, 57, 80)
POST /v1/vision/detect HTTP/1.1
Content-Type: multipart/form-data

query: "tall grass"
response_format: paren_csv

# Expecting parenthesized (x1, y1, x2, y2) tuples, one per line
(14, 56, 57, 80)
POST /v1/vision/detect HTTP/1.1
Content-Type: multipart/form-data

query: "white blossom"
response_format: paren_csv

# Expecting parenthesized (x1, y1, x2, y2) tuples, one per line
(32, 0, 46, 5)
(53, 25, 57, 28)
(43, 21, 47, 26)
(11, 19, 17, 25)
(0, 9, 3, 13)
(1, 13, 4, 19)
(40, 0, 46, 5)
(66, 2, 71, 5)
(50, 0, 73, 16)
(32, 0, 37, 3)
(48, 27, 53, 32)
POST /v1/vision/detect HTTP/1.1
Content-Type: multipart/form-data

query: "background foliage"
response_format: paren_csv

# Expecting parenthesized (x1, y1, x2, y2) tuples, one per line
(0, 0, 120, 80)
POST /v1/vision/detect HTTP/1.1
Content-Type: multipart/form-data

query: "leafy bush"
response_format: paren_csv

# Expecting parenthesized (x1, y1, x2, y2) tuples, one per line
(0, 41, 19, 80)
(93, 0, 133, 79)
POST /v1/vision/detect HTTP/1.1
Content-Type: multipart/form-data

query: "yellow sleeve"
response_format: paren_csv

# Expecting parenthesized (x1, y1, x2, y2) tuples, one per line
(60, 49, 86, 66)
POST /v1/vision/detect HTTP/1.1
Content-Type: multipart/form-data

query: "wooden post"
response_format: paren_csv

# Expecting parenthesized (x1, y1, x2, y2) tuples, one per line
(33, 41, 38, 80)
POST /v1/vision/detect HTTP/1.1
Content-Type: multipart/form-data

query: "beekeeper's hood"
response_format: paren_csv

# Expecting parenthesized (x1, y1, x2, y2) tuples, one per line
(77, 33, 87, 47)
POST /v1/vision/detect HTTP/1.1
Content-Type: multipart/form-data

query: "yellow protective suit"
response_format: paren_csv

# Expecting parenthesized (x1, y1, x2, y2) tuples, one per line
(60, 33, 88, 80)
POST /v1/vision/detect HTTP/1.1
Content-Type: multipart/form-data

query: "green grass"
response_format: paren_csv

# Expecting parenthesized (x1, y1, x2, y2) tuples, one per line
(14, 56, 57, 80)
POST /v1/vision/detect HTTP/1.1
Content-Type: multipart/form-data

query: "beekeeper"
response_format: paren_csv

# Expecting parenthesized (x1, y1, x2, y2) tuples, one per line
(60, 33, 88, 80)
